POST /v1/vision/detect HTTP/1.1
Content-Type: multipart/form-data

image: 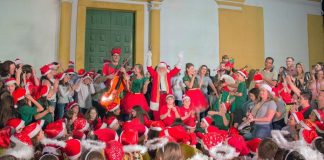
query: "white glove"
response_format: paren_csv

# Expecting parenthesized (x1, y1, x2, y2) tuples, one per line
(146, 50, 152, 66)
(176, 51, 184, 68)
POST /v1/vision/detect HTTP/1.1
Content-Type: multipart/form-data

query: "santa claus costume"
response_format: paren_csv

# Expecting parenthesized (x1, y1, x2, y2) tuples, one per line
(121, 64, 150, 114)
(146, 51, 182, 120)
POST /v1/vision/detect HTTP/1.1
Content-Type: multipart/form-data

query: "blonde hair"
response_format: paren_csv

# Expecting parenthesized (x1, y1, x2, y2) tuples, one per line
(155, 142, 184, 160)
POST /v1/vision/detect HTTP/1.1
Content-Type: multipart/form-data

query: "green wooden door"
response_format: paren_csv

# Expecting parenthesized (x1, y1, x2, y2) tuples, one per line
(85, 9, 134, 72)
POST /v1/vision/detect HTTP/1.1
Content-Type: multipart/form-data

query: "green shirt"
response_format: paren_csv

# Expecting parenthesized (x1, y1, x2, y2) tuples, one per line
(18, 105, 37, 125)
(37, 99, 54, 125)
(131, 76, 148, 93)
(183, 75, 199, 89)
(211, 100, 230, 130)
(232, 81, 247, 112)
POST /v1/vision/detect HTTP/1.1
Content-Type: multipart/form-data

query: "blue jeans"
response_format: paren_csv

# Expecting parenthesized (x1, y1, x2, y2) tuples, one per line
(244, 123, 272, 140)
(55, 103, 66, 120)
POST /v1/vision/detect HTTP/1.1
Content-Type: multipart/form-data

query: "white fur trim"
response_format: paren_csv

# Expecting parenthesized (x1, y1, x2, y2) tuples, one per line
(16, 120, 25, 131)
(28, 124, 42, 138)
(164, 129, 170, 137)
(109, 104, 120, 112)
(237, 71, 247, 79)
(202, 118, 209, 127)
(294, 145, 323, 160)
(41, 138, 67, 148)
(81, 139, 106, 151)
(39, 153, 59, 160)
(115, 132, 119, 141)
(5, 144, 34, 159)
(108, 118, 118, 128)
(144, 127, 149, 136)
(292, 113, 301, 124)
(5, 80, 16, 86)
(53, 122, 66, 139)
(42, 69, 51, 76)
(79, 121, 89, 132)
(315, 125, 324, 133)
(158, 63, 167, 68)
(68, 151, 82, 160)
(38, 119, 45, 127)
(299, 128, 311, 145)
(150, 101, 159, 111)
(17, 96, 25, 101)
(187, 153, 211, 160)
(271, 130, 289, 148)
(123, 145, 148, 154)
(99, 122, 107, 129)
(145, 137, 168, 151)
(10, 136, 29, 146)
(209, 143, 239, 160)
(313, 110, 321, 120)
(150, 126, 162, 131)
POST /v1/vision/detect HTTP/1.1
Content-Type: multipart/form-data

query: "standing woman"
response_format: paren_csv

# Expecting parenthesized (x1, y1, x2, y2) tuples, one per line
(294, 63, 305, 91)
(57, 72, 74, 120)
(183, 63, 209, 114)
(197, 65, 218, 99)
(121, 64, 150, 115)
(0, 90, 17, 128)
(309, 69, 324, 100)
(245, 84, 277, 139)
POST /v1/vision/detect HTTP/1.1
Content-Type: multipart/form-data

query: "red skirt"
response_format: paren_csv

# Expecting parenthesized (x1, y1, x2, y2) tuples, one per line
(121, 92, 150, 114)
(185, 89, 208, 113)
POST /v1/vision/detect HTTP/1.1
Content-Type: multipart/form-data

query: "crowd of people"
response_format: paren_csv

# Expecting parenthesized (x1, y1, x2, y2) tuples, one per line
(0, 48, 323, 160)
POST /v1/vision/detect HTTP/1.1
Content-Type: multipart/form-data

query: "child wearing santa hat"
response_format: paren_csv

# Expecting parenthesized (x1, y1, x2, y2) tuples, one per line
(74, 72, 95, 114)
(37, 85, 55, 127)
(4, 77, 17, 95)
(159, 94, 181, 126)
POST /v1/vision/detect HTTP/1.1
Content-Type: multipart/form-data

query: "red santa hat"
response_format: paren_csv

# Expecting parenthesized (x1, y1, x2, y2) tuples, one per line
(202, 116, 213, 127)
(81, 139, 106, 152)
(111, 47, 121, 55)
(14, 58, 22, 65)
(158, 61, 168, 68)
(21, 122, 42, 138)
(246, 138, 262, 154)
(107, 102, 120, 112)
(299, 128, 318, 144)
(12, 87, 26, 105)
(44, 120, 66, 139)
(122, 119, 149, 136)
(6, 118, 25, 132)
(39, 85, 50, 98)
(40, 64, 51, 76)
(312, 109, 324, 121)
(253, 73, 263, 83)
(228, 127, 239, 136)
(209, 143, 239, 160)
(49, 62, 60, 70)
(226, 135, 250, 156)
(150, 121, 165, 131)
(94, 120, 107, 131)
(77, 69, 86, 77)
(162, 125, 191, 144)
(65, 68, 75, 75)
(105, 116, 119, 129)
(104, 140, 124, 160)
(120, 129, 148, 154)
(68, 60, 74, 67)
(83, 72, 93, 80)
(73, 130, 86, 140)
(55, 72, 66, 81)
(260, 84, 274, 95)
(65, 101, 79, 111)
(94, 128, 119, 144)
(201, 132, 226, 150)
(237, 69, 248, 79)
(292, 112, 304, 124)
(73, 118, 89, 132)
(6, 133, 34, 159)
(186, 120, 196, 130)
(63, 139, 82, 160)
(145, 137, 169, 151)
(41, 138, 67, 151)
(4, 78, 16, 86)
(119, 129, 138, 145)
(182, 94, 191, 101)
(225, 61, 233, 68)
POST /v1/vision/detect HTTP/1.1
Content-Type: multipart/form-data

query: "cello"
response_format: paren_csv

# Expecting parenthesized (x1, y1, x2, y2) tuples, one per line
(100, 56, 130, 111)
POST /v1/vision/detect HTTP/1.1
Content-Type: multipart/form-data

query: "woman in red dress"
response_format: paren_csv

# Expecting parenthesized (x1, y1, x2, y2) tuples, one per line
(121, 64, 150, 115)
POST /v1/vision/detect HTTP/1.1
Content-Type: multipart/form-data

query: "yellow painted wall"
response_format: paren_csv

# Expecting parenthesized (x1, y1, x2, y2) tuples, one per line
(308, 14, 324, 68)
(218, 4, 264, 70)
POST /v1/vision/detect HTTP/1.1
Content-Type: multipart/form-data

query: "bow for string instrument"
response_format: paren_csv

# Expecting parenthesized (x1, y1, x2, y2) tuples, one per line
(100, 56, 131, 111)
